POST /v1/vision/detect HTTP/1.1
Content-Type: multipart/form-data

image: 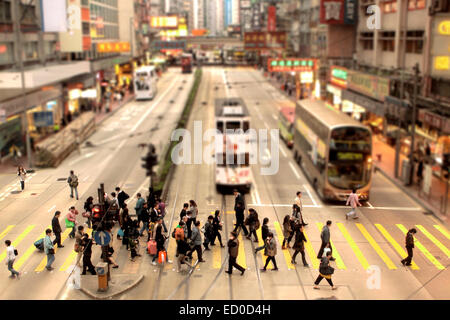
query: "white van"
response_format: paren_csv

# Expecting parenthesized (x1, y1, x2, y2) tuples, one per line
(134, 66, 158, 100)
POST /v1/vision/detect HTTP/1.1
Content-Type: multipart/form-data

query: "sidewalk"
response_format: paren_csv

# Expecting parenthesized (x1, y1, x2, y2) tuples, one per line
(0, 91, 135, 174)
(261, 69, 450, 225)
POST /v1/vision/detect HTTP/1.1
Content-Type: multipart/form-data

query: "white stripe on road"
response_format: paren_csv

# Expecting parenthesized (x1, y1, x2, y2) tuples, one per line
(272, 114, 278, 121)
(82, 175, 90, 182)
(47, 205, 56, 213)
(280, 145, 287, 158)
(289, 162, 300, 179)
(247, 204, 423, 211)
(263, 121, 270, 129)
(131, 77, 180, 133)
(367, 202, 374, 209)
(303, 184, 319, 207)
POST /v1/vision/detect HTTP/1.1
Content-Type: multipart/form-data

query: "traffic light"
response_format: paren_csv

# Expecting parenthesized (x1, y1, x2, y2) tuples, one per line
(141, 143, 158, 177)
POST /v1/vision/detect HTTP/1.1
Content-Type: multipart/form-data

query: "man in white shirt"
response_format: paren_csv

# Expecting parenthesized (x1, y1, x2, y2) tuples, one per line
(5, 240, 20, 279)
(294, 191, 308, 226)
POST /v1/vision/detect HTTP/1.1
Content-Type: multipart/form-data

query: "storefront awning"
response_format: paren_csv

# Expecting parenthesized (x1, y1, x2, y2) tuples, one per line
(342, 89, 386, 117)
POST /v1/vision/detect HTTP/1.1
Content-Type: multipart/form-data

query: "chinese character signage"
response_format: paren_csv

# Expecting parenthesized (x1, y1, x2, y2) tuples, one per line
(330, 66, 348, 88)
(268, 58, 317, 72)
(431, 17, 450, 77)
(267, 6, 276, 32)
(153, 40, 186, 51)
(320, 0, 356, 25)
(150, 16, 178, 29)
(97, 42, 130, 53)
(347, 70, 390, 102)
(244, 32, 287, 51)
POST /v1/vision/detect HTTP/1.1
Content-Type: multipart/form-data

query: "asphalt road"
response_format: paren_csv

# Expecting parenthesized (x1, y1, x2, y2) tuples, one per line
(0, 66, 448, 300)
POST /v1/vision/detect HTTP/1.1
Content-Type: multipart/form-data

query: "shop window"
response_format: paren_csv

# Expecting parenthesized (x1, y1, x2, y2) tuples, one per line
(82, 22, 90, 35)
(382, 40, 395, 51)
(44, 41, 57, 57)
(0, 1, 12, 22)
(361, 39, 374, 50)
(408, 0, 427, 10)
(0, 42, 14, 64)
(23, 42, 38, 60)
(383, 0, 397, 13)
(406, 30, 424, 54)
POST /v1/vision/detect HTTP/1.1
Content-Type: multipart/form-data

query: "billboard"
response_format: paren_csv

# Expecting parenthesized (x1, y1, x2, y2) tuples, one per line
(330, 66, 348, 88)
(347, 70, 390, 102)
(241, 0, 251, 9)
(96, 42, 131, 53)
(153, 40, 186, 50)
(251, 2, 261, 30)
(431, 17, 450, 78)
(267, 6, 276, 32)
(150, 16, 179, 29)
(320, 0, 356, 25)
(245, 32, 287, 51)
(41, 0, 67, 32)
(59, 0, 82, 52)
(268, 58, 317, 72)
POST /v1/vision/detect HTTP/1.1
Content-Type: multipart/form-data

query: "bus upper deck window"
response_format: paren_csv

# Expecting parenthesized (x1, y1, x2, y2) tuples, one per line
(217, 121, 224, 133)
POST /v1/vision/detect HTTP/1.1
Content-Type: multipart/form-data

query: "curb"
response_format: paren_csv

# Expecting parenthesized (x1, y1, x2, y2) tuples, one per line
(79, 274, 144, 300)
(375, 165, 447, 224)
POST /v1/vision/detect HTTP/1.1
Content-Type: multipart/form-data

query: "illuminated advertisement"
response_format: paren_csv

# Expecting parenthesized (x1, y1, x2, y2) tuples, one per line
(97, 42, 130, 53)
(244, 32, 287, 51)
(320, 0, 356, 25)
(151, 16, 178, 29)
(268, 58, 317, 72)
(330, 66, 348, 88)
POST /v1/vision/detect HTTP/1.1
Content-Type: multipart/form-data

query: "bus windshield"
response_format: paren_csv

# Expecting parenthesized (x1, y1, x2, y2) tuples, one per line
(328, 127, 372, 189)
(216, 153, 250, 167)
(226, 121, 242, 131)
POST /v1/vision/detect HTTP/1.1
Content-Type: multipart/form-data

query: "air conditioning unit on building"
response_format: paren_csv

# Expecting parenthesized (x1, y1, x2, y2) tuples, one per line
(429, 0, 449, 15)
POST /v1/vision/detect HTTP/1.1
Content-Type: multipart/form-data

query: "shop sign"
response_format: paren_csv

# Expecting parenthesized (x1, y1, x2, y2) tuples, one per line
(434, 56, 449, 70)
(320, 0, 356, 25)
(33, 111, 54, 128)
(300, 71, 314, 84)
(268, 58, 316, 72)
(419, 109, 445, 130)
(244, 32, 287, 51)
(431, 17, 450, 77)
(342, 89, 386, 116)
(347, 70, 390, 102)
(153, 40, 186, 50)
(97, 42, 130, 53)
(268, 6, 276, 32)
(330, 66, 348, 88)
(150, 16, 178, 29)
(327, 84, 342, 97)
(438, 20, 450, 35)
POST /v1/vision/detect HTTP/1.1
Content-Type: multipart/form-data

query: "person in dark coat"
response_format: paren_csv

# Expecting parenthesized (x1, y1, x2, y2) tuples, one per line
(314, 251, 336, 290)
(246, 208, 259, 242)
(179, 203, 189, 220)
(203, 215, 215, 251)
(317, 220, 335, 261)
(81, 234, 96, 275)
(291, 223, 309, 267)
(233, 189, 245, 211)
(176, 237, 192, 272)
(152, 220, 166, 265)
(139, 203, 150, 237)
(51, 211, 64, 248)
(211, 210, 225, 247)
(233, 202, 249, 236)
(256, 232, 278, 271)
(255, 218, 270, 251)
(225, 232, 245, 275)
(116, 187, 129, 209)
(401, 228, 417, 266)
(122, 214, 132, 249)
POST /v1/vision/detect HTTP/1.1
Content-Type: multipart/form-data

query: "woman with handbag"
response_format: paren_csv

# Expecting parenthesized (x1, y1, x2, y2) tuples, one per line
(211, 210, 225, 247)
(66, 206, 79, 238)
(314, 251, 337, 290)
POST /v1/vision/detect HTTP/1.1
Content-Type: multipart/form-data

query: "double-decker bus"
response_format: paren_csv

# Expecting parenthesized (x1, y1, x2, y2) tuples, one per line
(278, 106, 295, 148)
(293, 99, 373, 201)
(134, 66, 158, 100)
(181, 53, 193, 73)
(214, 98, 252, 193)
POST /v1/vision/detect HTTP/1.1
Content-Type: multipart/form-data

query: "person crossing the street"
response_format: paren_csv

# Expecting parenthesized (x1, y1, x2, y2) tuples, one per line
(401, 228, 417, 266)
(291, 222, 309, 267)
(233, 202, 249, 236)
(256, 232, 278, 271)
(294, 191, 308, 226)
(203, 215, 215, 251)
(67, 170, 79, 200)
(17, 166, 26, 191)
(246, 208, 259, 242)
(5, 240, 20, 279)
(345, 188, 361, 220)
(225, 232, 245, 276)
(211, 210, 225, 247)
(135, 193, 145, 225)
(188, 220, 205, 263)
(52, 211, 64, 248)
(44, 229, 55, 271)
(314, 250, 337, 290)
(282, 215, 292, 249)
(116, 187, 130, 209)
(317, 220, 335, 261)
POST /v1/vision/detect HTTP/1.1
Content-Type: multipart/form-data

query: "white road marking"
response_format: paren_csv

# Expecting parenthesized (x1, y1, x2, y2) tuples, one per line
(263, 121, 270, 129)
(280, 145, 287, 158)
(289, 162, 300, 179)
(131, 78, 180, 133)
(83, 175, 90, 182)
(250, 190, 257, 205)
(48, 205, 56, 213)
(68, 151, 96, 166)
(253, 184, 261, 205)
(303, 184, 319, 207)
(247, 204, 423, 211)
(367, 202, 374, 209)
(272, 114, 278, 121)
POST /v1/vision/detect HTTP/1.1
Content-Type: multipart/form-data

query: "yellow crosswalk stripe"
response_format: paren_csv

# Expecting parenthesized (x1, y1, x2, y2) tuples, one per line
(59, 229, 92, 271)
(255, 228, 267, 268)
(303, 231, 319, 269)
(237, 232, 247, 269)
(434, 225, 450, 240)
(15, 225, 51, 270)
(337, 223, 370, 270)
(397, 224, 444, 270)
(316, 223, 346, 270)
(375, 224, 419, 270)
(416, 225, 450, 258)
(0, 225, 14, 241)
(356, 224, 397, 270)
(0, 225, 35, 263)
(35, 228, 72, 272)
(273, 221, 295, 270)
(212, 242, 222, 269)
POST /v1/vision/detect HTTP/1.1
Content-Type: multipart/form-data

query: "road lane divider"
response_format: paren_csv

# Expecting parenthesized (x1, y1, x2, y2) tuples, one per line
(434, 225, 450, 240)
(397, 224, 444, 270)
(35, 228, 72, 272)
(0, 225, 35, 263)
(273, 221, 295, 270)
(0, 225, 14, 241)
(15, 226, 51, 270)
(416, 225, 449, 258)
(356, 223, 397, 270)
(337, 223, 370, 270)
(289, 162, 300, 179)
(375, 224, 419, 270)
(316, 222, 346, 270)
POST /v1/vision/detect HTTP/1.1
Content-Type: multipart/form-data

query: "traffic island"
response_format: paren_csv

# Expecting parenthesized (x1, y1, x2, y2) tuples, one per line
(79, 274, 144, 300)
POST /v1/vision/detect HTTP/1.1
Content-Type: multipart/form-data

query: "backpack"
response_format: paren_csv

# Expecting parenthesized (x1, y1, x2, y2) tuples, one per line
(69, 175, 78, 187)
(171, 228, 177, 238)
